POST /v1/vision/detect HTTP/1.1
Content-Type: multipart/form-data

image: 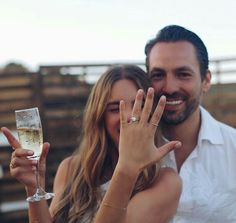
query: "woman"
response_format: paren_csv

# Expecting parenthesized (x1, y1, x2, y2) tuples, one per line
(2, 65, 182, 223)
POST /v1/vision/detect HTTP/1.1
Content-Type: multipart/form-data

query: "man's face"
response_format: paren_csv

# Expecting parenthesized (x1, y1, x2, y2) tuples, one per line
(148, 41, 210, 125)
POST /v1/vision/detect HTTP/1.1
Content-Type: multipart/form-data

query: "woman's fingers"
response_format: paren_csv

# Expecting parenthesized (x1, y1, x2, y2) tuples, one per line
(39, 142, 50, 163)
(10, 156, 37, 170)
(119, 99, 126, 127)
(156, 141, 181, 161)
(138, 88, 164, 126)
(1, 127, 21, 149)
(1, 128, 49, 188)
(10, 163, 38, 187)
(122, 87, 161, 126)
(140, 141, 181, 171)
(13, 148, 34, 158)
(139, 88, 154, 124)
(150, 95, 166, 128)
(131, 89, 144, 122)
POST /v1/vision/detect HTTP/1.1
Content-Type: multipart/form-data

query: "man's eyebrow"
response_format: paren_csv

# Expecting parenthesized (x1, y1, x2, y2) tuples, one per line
(150, 66, 195, 73)
(150, 67, 164, 72)
(175, 66, 195, 73)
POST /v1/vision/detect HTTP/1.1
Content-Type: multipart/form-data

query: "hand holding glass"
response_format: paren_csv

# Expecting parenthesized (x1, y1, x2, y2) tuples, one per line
(15, 107, 54, 202)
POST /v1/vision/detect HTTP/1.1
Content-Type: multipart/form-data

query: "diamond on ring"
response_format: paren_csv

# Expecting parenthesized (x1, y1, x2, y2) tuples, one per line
(130, 116, 139, 123)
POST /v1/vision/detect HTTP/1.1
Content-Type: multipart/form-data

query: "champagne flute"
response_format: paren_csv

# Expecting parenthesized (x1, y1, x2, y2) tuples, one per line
(15, 107, 54, 202)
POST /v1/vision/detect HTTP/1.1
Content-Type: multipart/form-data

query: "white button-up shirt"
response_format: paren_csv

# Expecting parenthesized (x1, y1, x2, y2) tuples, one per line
(162, 107, 236, 223)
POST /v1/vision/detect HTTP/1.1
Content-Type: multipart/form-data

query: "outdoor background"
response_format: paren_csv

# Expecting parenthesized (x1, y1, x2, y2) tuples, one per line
(0, 0, 236, 222)
(1, 0, 236, 72)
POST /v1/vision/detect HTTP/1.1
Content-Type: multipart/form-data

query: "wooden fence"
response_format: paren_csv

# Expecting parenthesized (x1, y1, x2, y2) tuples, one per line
(0, 64, 235, 222)
(0, 71, 92, 222)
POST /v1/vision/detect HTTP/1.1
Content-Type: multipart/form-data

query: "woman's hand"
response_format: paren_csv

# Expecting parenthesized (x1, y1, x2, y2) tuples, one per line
(1, 127, 49, 191)
(117, 88, 181, 174)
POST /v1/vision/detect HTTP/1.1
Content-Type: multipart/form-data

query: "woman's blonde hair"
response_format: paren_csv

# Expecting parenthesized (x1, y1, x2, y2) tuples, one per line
(53, 65, 157, 223)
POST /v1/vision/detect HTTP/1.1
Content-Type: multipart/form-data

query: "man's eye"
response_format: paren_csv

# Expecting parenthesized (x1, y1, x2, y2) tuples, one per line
(178, 72, 191, 79)
(150, 73, 164, 81)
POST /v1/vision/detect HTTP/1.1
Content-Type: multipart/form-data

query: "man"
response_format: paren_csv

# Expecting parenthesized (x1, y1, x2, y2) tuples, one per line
(144, 25, 236, 222)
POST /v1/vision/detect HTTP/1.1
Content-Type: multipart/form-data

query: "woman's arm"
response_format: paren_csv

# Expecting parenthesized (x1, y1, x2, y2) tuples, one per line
(94, 163, 138, 223)
(94, 88, 182, 223)
(1, 127, 70, 223)
(126, 167, 182, 223)
(1, 127, 52, 223)
(49, 156, 73, 215)
(95, 149, 180, 223)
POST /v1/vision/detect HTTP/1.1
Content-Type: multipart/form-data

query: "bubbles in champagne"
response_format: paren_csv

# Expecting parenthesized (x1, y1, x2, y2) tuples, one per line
(17, 127, 43, 160)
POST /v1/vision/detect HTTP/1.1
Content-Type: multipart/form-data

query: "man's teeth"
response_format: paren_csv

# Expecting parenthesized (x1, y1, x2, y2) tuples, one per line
(166, 100, 182, 105)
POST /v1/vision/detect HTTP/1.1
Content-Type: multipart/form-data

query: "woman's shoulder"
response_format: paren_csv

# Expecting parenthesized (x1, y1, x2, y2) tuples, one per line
(50, 156, 77, 214)
(58, 156, 74, 169)
(54, 156, 76, 188)
(157, 167, 182, 193)
(56, 156, 76, 179)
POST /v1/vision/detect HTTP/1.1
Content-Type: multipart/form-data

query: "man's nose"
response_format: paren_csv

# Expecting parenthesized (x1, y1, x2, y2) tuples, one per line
(162, 75, 178, 94)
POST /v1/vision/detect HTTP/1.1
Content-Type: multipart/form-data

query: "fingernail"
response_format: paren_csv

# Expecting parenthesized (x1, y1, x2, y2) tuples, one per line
(27, 150, 34, 155)
(148, 88, 154, 93)
(160, 95, 166, 100)
(175, 142, 182, 148)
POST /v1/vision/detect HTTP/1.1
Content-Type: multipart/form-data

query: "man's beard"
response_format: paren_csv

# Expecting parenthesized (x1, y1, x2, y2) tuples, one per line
(156, 93, 200, 125)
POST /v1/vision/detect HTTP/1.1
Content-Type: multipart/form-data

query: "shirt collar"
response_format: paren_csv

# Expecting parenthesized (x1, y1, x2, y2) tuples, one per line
(198, 106, 224, 145)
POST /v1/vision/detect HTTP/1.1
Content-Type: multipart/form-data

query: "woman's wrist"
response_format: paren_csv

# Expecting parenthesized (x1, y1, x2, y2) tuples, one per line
(101, 163, 139, 211)
(115, 161, 140, 182)
(25, 186, 37, 196)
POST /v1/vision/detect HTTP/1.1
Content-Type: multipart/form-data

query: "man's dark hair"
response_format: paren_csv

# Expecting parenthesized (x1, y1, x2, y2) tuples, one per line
(144, 25, 209, 79)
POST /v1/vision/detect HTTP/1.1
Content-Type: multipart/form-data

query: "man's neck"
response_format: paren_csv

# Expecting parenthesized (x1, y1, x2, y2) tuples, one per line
(161, 107, 201, 171)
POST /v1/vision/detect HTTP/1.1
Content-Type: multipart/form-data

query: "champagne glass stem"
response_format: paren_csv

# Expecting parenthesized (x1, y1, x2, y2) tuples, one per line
(27, 158, 55, 202)
(34, 160, 46, 197)
(35, 160, 40, 189)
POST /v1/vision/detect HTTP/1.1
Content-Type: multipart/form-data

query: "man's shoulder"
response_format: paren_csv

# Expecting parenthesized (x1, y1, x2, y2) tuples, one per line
(201, 106, 235, 132)
(200, 106, 236, 144)
(212, 120, 236, 151)
(217, 120, 236, 137)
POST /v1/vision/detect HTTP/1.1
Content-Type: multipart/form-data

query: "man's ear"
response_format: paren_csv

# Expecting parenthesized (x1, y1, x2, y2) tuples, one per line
(202, 70, 211, 93)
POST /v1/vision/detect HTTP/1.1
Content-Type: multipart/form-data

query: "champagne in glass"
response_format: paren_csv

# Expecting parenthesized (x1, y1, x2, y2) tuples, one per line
(17, 127, 43, 160)
(15, 107, 54, 202)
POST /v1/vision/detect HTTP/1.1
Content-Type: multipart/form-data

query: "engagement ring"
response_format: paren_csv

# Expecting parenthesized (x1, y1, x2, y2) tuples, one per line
(130, 116, 139, 123)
